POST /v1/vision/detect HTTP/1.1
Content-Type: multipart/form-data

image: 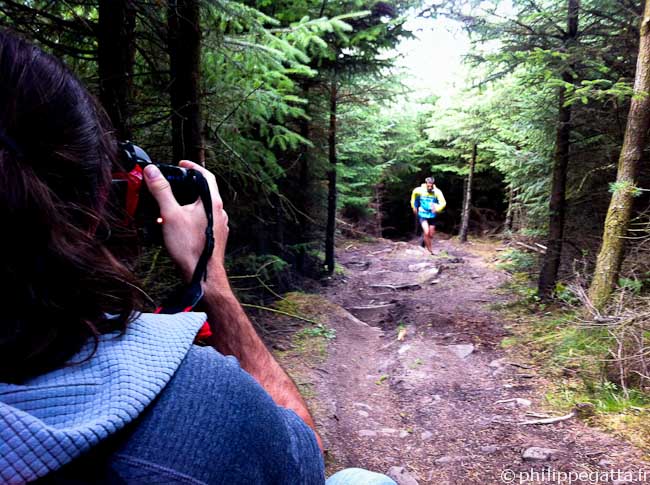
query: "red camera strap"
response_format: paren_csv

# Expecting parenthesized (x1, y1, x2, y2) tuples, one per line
(113, 164, 143, 219)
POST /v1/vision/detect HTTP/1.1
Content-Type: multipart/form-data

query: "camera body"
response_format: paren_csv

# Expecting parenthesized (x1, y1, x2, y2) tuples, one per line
(112, 141, 203, 243)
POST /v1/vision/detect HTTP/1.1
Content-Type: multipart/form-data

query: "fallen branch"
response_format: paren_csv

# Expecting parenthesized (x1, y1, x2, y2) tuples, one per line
(514, 241, 546, 254)
(348, 303, 395, 310)
(335, 217, 370, 236)
(311, 367, 330, 374)
(525, 412, 552, 418)
(519, 411, 576, 425)
(369, 283, 421, 290)
(242, 303, 323, 326)
(344, 261, 371, 269)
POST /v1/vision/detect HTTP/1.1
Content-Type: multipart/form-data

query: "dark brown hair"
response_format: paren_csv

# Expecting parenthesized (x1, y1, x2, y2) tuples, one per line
(0, 29, 142, 382)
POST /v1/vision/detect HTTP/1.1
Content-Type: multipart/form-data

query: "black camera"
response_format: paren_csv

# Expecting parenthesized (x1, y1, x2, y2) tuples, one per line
(112, 141, 204, 242)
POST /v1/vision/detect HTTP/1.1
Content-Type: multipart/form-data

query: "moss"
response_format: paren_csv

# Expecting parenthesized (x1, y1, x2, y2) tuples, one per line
(500, 336, 518, 348)
(269, 293, 343, 435)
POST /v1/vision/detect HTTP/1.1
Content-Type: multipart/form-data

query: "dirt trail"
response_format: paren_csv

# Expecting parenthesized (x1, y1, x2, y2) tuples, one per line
(288, 236, 649, 484)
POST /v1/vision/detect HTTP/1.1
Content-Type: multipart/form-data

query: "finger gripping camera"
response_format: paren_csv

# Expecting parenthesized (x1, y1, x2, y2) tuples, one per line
(112, 141, 204, 243)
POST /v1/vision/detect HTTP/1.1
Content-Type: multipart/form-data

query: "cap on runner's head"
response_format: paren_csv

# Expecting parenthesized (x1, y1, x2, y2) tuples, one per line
(425, 177, 434, 184)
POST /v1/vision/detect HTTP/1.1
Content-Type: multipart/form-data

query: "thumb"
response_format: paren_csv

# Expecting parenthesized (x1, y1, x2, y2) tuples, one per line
(143, 164, 178, 214)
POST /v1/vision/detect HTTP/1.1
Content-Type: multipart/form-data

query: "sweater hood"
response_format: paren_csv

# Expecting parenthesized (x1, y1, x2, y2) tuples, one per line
(0, 312, 206, 484)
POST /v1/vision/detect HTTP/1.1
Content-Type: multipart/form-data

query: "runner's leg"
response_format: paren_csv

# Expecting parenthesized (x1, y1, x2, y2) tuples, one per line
(429, 222, 436, 253)
(421, 220, 432, 253)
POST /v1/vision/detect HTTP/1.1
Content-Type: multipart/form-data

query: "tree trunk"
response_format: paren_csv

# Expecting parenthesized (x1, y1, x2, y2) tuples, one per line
(325, 76, 338, 274)
(98, 0, 136, 140)
(459, 144, 477, 243)
(505, 185, 515, 232)
(588, 0, 650, 310)
(374, 183, 383, 237)
(538, 0, 579, 299)
(294, 84, 311, 274)
(168, 0, 204, 164)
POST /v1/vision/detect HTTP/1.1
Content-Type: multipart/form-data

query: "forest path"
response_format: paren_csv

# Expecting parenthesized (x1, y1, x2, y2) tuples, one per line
(286, 235, 649, 484)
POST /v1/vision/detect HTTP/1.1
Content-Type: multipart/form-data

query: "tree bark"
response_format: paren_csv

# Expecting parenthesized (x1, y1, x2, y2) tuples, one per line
(325, 76, 338, 274)
(505, 185, 515, 232)
(98, 0, 136, 140)
(374, 183, 383, 237)
(588, 0, 650, 310)
(538, 0, 579, 299)
(168, 0, 204, 164)
(459, 144, 477, 243)
(293, 83, 312, 274)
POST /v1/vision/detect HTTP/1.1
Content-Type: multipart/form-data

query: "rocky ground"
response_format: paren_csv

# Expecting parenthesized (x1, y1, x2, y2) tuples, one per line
(267, 235, 649, 484)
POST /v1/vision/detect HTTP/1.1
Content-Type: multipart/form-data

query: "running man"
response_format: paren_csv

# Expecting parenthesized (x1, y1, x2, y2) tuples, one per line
(411, 176, 446, 254)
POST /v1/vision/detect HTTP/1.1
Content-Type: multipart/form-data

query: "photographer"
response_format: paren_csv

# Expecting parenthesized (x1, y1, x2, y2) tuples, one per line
(0, 30, 395, 485)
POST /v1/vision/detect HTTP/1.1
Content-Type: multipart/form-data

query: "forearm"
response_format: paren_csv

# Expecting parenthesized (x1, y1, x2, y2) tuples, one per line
(202, 267, 323, 450)
(145, 162, 322, 450)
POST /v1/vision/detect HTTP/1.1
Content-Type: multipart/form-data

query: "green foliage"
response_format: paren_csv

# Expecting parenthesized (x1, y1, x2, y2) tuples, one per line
(609, 181, 642, 198)
(496, 249, 538, 273)
(229, 253, 289, 279)
(202, 5, 357, 192)
(496, 299, 650, 445)
(497, 271, 541, 309)
(425, 0, 641, 237)
(566, 79, 635, 106)
(554, 282, 580, 306)
(337, 80, 406, 216)
(228, 253, 291, 301)
(296, 324, 336, 340)
(547, 381, 650, 414)
(375, 374, 389, 385)
(618, 277, 643, 295)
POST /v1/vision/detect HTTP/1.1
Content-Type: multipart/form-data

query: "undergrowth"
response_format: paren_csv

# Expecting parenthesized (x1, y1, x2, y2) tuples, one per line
(496, 269, 650, 452)
(271, 293, 338, 423)
(274, 292, 337, 364)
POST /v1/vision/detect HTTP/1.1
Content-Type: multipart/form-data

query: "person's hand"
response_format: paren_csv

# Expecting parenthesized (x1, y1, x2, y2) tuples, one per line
(412, 208, 417, 216)
(143, 160, 229, 283)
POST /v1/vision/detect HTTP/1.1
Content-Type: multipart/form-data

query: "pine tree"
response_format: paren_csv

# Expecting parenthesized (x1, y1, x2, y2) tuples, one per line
(168, 0, 203, 163)
(588, 0, 650, 310)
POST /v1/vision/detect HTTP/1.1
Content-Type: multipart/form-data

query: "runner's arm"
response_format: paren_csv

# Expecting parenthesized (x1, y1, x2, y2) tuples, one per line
(435, 187, 447, 212)
(410, 188, 419, 214)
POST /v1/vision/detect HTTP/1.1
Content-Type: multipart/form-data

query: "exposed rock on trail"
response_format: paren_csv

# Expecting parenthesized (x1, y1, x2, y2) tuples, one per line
(270, 236, 649, 483)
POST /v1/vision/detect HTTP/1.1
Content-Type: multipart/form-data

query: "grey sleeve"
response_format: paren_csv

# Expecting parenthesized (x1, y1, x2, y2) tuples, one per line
(278, 407, 325, 483)
(110, 345, 325, 485)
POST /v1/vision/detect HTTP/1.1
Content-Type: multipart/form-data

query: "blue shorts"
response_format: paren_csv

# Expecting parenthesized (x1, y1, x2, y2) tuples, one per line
(418, 216, 436, 226)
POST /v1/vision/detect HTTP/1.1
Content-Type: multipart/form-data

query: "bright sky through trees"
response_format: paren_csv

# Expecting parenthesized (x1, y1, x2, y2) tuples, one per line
(395, 14, 470, 100)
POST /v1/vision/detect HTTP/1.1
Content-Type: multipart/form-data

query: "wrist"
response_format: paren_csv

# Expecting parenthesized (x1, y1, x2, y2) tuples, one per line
(203, 262, 232, 298)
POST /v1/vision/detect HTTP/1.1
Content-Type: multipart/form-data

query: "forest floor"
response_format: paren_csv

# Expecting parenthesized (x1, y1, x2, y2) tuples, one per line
(264, 235, 650, 484)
